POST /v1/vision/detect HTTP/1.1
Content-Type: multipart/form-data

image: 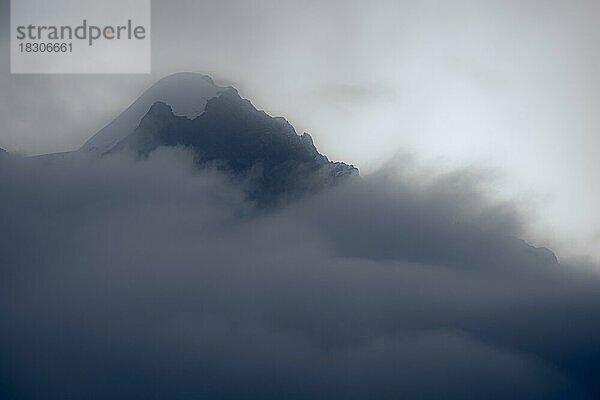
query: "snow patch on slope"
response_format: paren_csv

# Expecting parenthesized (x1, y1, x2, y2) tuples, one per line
(81, 73, 228, 154)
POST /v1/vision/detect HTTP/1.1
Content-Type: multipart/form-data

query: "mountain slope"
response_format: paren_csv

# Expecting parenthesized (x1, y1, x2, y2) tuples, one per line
(81, 73, 227, 155)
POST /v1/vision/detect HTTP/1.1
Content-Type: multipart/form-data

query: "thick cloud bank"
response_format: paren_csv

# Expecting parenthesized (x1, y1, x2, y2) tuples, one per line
(1, 149, 599, 399)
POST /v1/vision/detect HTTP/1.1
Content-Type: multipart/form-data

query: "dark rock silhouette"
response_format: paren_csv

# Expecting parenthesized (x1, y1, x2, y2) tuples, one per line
(108, 80, 358, 205)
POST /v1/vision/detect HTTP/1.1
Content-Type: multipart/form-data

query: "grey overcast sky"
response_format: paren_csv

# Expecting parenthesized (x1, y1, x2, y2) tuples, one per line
(0, 0, 599, 260)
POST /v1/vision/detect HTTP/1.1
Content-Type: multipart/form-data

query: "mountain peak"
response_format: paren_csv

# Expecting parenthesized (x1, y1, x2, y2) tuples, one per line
(156, 72, 216, 85)
(81, 73, 228, 154)
(82, 72, 358, 205)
